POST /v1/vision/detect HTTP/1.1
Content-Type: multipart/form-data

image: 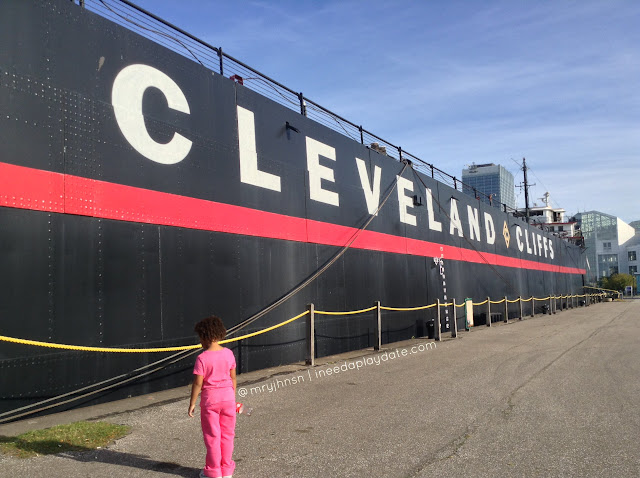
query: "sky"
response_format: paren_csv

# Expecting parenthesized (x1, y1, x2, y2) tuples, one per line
(127, 0, 639, 223)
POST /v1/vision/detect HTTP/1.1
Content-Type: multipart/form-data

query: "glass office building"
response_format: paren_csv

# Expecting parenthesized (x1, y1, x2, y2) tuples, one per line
(576, 211, 637, 284)
(462, 163, 516, 211)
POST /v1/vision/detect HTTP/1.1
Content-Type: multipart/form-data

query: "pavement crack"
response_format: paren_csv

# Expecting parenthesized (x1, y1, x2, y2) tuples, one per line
(404, 420, 481, 477)
(502, 304, 631, 420)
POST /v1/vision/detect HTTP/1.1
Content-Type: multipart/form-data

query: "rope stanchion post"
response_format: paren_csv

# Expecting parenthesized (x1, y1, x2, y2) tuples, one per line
(519, 296, 523, 320)
(486, 296, 491, 327)
(465, 299, 471, 331)
(504, 296, 508, 323)
(530, 296, 534, 317)
(436, 299, 442, 341)
(549, 296, 553, 315)
(305, 303, 315, 366)
(374, 301, 382, 351)
(452, 299, 458, 338)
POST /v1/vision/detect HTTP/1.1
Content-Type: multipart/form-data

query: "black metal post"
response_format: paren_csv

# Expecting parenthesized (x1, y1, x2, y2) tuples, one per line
(218, 47, 224, 76)
(374, 301, 382, 351)
(299, 92, 306, 116)
(306, 304, 315, 365)
(523, 157, 530, 224)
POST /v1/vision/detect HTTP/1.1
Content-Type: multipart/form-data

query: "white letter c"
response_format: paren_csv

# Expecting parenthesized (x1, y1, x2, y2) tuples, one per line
(112, 64, 192, 164)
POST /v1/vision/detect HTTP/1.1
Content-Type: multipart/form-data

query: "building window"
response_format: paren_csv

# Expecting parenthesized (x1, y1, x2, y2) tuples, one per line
(603, 242, 611, 250)
(629, 251, 637, 262)
(558, 226, 564, 232)
(630, 266, 638, 274)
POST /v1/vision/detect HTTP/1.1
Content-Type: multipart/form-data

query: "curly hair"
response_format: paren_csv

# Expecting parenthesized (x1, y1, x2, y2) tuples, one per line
(194, 315, 227, 347)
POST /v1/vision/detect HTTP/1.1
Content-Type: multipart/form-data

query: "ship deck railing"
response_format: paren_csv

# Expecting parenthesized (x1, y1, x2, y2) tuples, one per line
(78, 0, 518, 215)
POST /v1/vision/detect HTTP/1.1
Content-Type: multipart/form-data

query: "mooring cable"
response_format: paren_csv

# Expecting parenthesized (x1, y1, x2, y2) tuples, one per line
(0, 162, 408, 422)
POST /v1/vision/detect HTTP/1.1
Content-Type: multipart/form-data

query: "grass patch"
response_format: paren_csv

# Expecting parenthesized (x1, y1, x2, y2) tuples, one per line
(0, 421, 130, 458)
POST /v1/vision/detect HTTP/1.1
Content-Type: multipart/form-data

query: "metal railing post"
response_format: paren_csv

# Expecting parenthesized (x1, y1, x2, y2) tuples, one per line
(305, 303, 315, 366)
(299, 92, 306, 116)
(218, 46, 224, 76)
(519, 296, 523, 320)
(374, 301, 382, 351)
(504, 296, 508, 323)
(486, 297, 491, 327)
(452, 299, 457, 338)
(436, 299, 442, 340)
(530, 296, 534, 317)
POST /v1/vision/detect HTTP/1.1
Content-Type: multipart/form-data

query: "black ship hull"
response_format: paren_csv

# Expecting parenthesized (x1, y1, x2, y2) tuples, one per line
(0, 0, 585, 416)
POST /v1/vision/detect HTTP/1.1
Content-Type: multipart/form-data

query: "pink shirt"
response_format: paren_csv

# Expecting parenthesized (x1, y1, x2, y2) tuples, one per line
(193, 348, 236, 406)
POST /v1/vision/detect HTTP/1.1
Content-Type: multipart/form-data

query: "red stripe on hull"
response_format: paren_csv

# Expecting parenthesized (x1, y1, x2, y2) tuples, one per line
(0, 162, 586, 275)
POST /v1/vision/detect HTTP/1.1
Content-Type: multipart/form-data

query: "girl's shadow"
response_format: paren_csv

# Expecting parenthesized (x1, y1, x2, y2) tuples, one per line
(60, 448, 200, 477)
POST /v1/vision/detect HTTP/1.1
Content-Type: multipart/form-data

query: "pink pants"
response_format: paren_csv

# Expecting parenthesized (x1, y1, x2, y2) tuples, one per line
(200, 400, 236, 477)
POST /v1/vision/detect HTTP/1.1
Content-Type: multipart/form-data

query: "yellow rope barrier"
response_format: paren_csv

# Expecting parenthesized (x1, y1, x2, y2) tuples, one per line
(219, 310, 309, 344)
(381, 304, 437, 311)
(1, 287, 603, 353)
(0, 336, 202, 353)
(0, 310, 309, 353)
(315, 306, 377, 316)
(584, 286, 620, 295)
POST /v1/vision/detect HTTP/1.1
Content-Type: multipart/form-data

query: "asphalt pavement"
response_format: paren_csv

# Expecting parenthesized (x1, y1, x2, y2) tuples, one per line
(1, 300, 639, 477)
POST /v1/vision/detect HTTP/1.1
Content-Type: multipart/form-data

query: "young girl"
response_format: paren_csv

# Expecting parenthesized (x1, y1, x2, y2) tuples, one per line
(189, 316, 237, 478)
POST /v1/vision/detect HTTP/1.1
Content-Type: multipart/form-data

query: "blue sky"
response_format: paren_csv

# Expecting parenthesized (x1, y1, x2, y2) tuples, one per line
(129, 0, 639, 222)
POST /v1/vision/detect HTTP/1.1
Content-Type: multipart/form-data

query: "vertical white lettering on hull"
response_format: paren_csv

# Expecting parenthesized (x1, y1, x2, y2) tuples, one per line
(537, 234, 543, 257)
(516, 226, 524, 252)
(306, 137, 339, 206)
(355, 158, 381, 216)
(484, 213, 496, 245)
(425, 188, 443, 232)
(112, 64, 192, 164)
(237, 106, 281, 192)
(543, 237, 549, 258)
(449, 199, 463, 237)
(549, 240, 555, 259)
(467, 205, 480, 241)
(525, 230, 533, 254)
(397, 176, 416, 226)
